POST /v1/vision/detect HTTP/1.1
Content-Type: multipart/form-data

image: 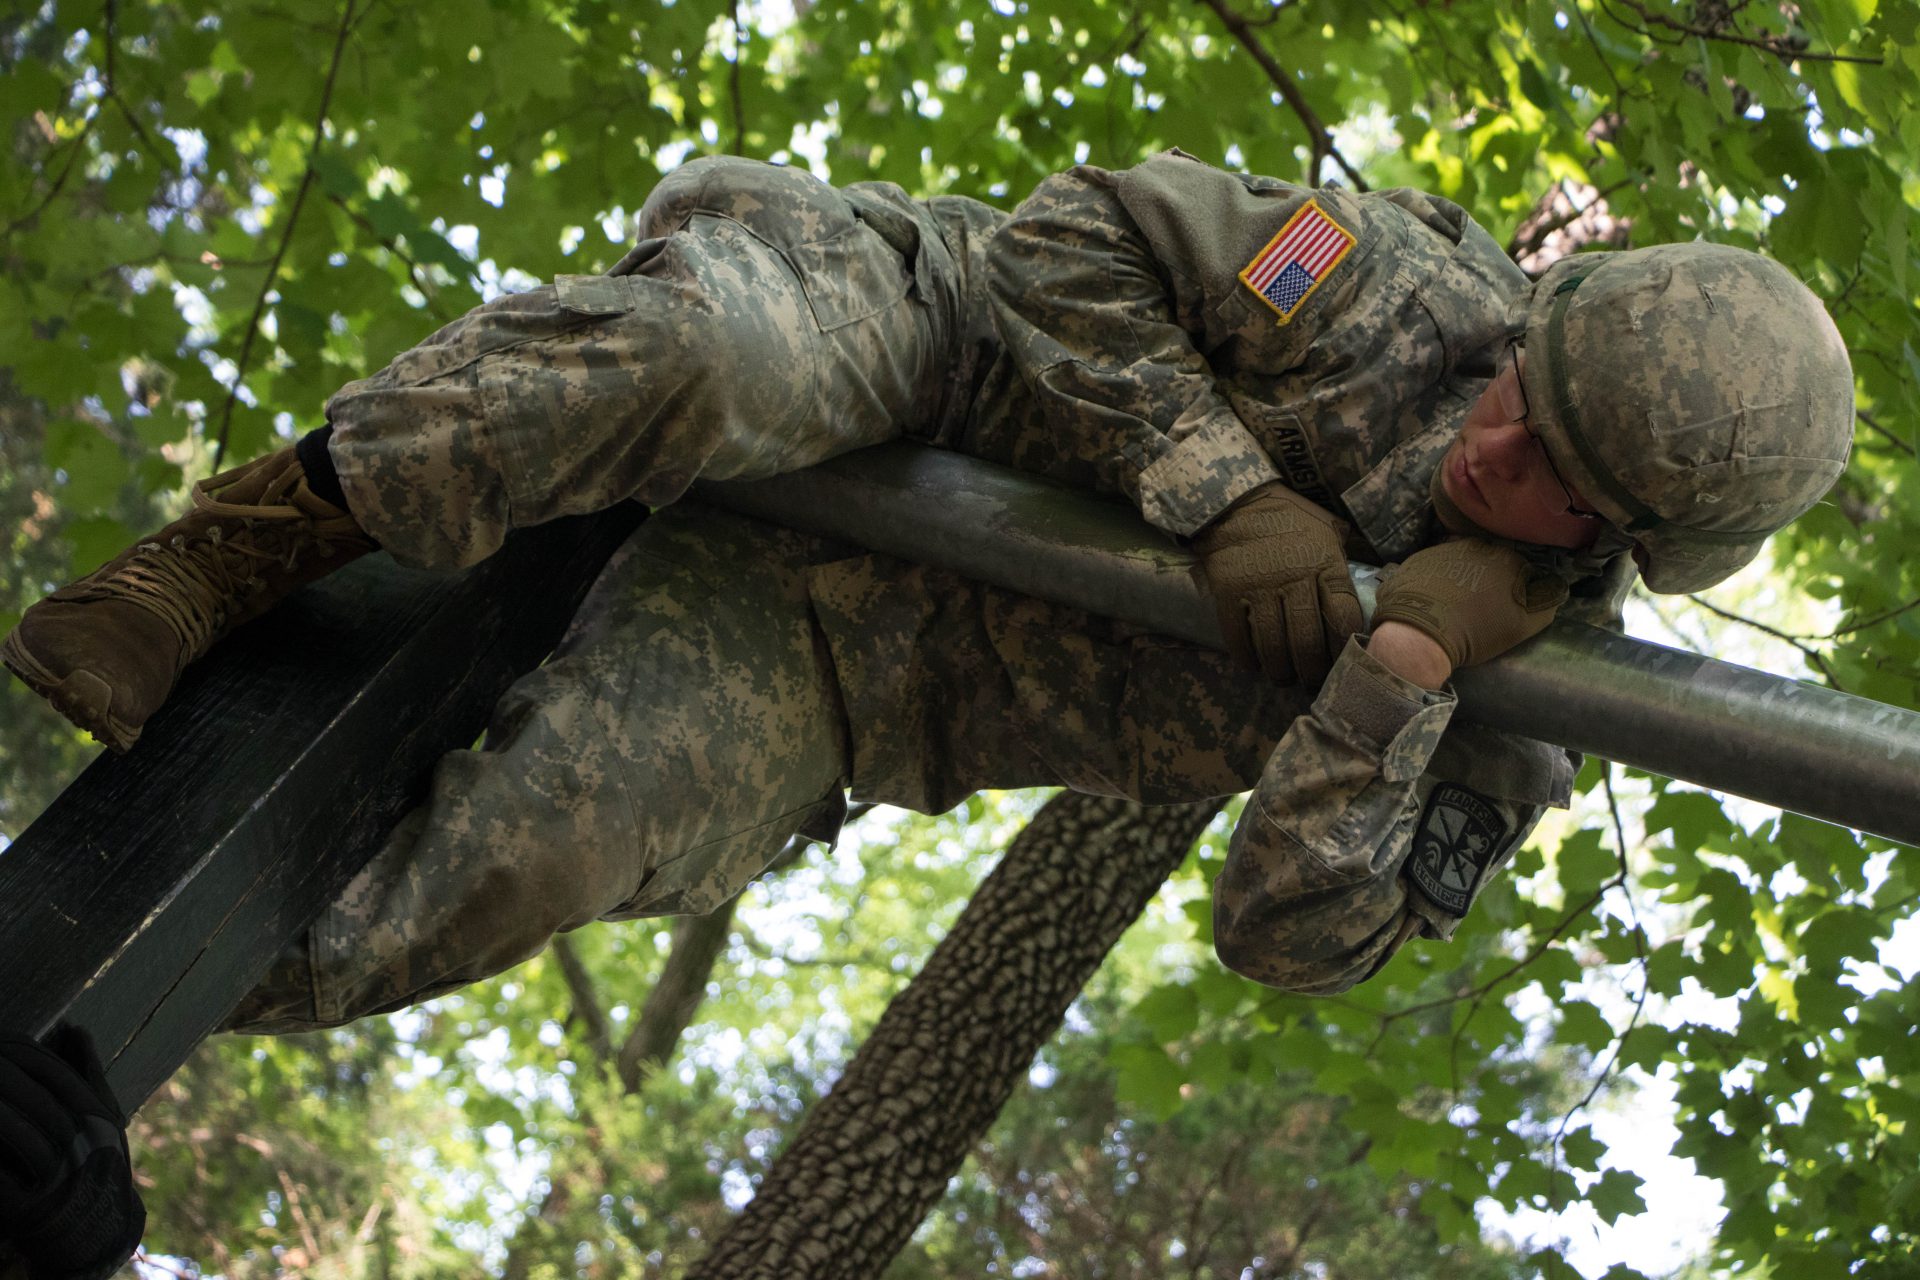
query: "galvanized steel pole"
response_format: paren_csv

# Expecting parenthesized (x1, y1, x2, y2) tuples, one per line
(699, 442, 1920, 849)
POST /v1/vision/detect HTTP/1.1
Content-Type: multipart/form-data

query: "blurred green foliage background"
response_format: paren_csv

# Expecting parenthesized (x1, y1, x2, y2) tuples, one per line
(3, 0, 1919, 1275)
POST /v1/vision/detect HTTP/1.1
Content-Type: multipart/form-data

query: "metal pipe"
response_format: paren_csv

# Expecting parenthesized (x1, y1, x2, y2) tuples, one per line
(698, 442, 1920, 849)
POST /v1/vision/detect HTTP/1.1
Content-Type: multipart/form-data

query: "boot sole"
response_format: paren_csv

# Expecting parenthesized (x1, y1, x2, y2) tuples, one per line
(0, 631, 142, 754)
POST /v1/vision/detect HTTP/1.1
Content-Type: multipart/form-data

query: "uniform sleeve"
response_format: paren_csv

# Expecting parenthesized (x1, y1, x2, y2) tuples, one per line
(985, 165, 1280, 536)
(1212, 636, 1572, 995)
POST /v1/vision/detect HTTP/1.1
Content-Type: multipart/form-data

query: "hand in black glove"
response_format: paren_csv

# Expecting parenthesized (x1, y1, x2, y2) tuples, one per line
(1193, 480, 1364, 685)
(0, 1026, 145, 1280)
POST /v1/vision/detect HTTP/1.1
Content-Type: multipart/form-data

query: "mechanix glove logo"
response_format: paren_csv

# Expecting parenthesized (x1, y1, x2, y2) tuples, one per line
(1408, 783, 1510, 917)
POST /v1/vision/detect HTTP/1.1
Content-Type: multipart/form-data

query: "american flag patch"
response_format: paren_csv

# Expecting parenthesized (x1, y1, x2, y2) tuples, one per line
(1239, 200, 1355, 324)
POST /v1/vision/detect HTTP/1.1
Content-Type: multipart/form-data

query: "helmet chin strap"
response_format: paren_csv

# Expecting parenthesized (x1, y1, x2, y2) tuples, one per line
(1426, 464, 1629, 586)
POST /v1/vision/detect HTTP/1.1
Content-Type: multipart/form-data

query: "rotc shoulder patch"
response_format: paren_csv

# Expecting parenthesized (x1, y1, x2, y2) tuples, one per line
(1239, 200, 1355, 325)
(1408, 783, 1510, 918)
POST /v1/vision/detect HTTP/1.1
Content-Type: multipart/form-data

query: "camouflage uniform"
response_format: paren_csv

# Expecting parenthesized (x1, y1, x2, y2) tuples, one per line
(229, 152, 1597, 1032)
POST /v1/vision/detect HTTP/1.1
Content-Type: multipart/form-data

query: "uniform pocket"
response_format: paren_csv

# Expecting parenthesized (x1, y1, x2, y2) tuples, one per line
(367, 280, 631, 390)
(786, 219, 916, 331)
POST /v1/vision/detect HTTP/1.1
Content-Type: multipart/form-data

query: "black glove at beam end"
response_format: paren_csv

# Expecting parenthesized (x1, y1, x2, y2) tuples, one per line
(0, 1026, 146, 1280)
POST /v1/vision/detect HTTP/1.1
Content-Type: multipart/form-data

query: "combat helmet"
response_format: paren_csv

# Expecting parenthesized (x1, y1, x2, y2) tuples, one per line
(1517, 242, 1854, 593)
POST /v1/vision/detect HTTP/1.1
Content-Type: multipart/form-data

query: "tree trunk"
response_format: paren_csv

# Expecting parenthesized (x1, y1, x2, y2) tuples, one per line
(685, 791, 1221, 1280)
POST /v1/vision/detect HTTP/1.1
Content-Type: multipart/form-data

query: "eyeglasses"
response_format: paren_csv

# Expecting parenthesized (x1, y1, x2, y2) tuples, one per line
(1501, 341, 1602, 521)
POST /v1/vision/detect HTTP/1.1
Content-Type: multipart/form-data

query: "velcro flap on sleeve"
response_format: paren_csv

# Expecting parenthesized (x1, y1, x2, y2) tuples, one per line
(1311, 638, 1455, 783)
(1380, 702, 1455, 784)
(555, 274, 637, 316)
(1137, 413, 1282, 535)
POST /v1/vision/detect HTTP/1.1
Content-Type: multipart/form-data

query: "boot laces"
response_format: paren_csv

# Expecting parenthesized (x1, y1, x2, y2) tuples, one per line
(96, 479, 358, 666)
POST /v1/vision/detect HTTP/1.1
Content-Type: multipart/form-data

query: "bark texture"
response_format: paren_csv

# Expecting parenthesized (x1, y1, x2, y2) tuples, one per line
(686, 791, 1222, 1280)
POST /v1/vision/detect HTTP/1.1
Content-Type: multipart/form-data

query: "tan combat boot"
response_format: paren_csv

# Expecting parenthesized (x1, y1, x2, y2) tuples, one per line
(1, 446, 375, 752)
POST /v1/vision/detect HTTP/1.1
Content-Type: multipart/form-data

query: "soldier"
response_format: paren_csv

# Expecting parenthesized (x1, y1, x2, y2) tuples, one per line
(3, 151, 1853, 1029)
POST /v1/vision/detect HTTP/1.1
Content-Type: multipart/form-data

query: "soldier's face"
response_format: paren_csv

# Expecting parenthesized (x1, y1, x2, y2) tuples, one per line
(1437, 353, 1606, 551)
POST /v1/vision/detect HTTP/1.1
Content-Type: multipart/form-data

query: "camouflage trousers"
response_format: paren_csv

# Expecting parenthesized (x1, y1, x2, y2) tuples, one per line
(227, 506, 850, 1029)
(323, 155, 989, 570)
(227, 503, 1309, 1031)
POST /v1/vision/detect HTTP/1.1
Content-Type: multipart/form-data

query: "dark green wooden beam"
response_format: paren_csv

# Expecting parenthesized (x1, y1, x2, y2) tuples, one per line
(0, 505, 645, 1106)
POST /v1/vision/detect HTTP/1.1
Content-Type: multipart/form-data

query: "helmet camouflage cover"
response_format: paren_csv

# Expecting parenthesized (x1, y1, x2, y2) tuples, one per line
(1519, 242, 1854, 593)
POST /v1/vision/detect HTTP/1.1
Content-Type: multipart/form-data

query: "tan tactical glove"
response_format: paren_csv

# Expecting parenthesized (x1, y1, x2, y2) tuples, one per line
(1193, 481, 1364, 685)
(1371, 537, 1569, 670)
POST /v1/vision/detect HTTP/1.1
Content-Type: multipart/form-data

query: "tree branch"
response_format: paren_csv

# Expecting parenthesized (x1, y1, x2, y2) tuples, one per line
(1369, 870, 1622, 1047)
(1606, 0, 1881, 63)
(1856, 408, 1916, 458)
(505, 833, 819, 1279)
(275, 1166, 324, 1265)
(324, 191, 452, 322)
(615, 905, 737, 1091)
(612, 814, 866, 1090)
(728, 0, 747, 157)
(1545, 765, 1650, 1204)
(550, 935, 616, 1068)
(95, 1, 171, 175)
(211, 0, 360, 468)
(1505, 179, 1633, 264)
(736, 926, 895, 971)
(686, 793, 1221, 1278)
(1828, 593, 1920, 639)
(1685, 593, 1845, 689)
(1192, 0, 1368, 190)
(2, 114, 98, 239)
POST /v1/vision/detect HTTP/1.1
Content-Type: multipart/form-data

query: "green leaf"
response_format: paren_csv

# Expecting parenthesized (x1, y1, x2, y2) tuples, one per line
(311, 147, 361, 199)
(1517, 58, 1558, 113)
(1615, 1023, 1676, 1071)
(1261, 1023, 1330, 1075)
(1555, 1000, 1616, 1052)
(1592, 920, 1647, 965)
(1132, 983, 1198, 1044)
(410, 229, 472, 274)
(43, 420, 128, 515)
(1561, 1126, 1606, 1171)
(1110, 1042, 1185, 1121)
(364, 191, 417, 240)
(185, 70, 221, 107)
(1798, 906, 1881, 972)
(1588, 1168, 1648, 1224)
(59, 517, 135, 576)
(1697, 940, 1756, 997)
(1424, 1187, 1475, 1245)
(133, 454, 185, 496)
(1496, 1154, 1553, 1206)
(1556, 828, 1618, 897)
(1644, 942, 1690, 996)
(1645, 788, 1732, 853)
